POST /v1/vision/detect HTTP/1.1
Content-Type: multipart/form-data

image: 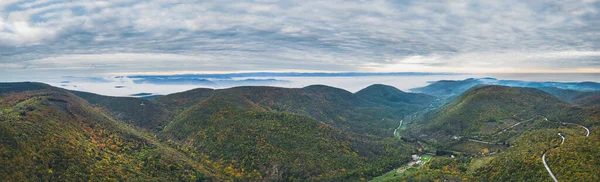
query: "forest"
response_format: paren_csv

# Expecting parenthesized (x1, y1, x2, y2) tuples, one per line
(1, 82, 599, 181)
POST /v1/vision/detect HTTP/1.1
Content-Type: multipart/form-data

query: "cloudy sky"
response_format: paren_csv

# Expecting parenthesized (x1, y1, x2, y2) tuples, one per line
(1, 0, 600, 80)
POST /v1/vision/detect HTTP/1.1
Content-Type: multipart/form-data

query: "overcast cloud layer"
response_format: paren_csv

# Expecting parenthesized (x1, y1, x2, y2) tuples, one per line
(1, 0, 600, 79)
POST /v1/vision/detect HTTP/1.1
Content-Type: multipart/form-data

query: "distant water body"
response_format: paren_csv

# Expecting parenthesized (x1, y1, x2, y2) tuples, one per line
(17, 73, 600, 97)
(484, 73, 600, 83)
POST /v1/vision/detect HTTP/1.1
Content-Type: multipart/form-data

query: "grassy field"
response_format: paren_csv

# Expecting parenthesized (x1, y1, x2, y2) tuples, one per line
(468, 156, 497, 172)
(449, 140, 507, 154)
(369, 154, 433, 182)
(369, 167, 418, 182)
(400, 121, 407, 131)
(421, 154, 432, 162)
(394, 120, 404, 140)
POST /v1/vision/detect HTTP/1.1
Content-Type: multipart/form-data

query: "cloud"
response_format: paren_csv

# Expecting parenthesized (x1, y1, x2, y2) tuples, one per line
(0, 0, 599, 79)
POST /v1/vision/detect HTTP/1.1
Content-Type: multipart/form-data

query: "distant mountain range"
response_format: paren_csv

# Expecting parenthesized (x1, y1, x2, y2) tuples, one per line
(127, 72, 458, 79)
(61, 72, 458, 86)
(412, 77, 600, 100)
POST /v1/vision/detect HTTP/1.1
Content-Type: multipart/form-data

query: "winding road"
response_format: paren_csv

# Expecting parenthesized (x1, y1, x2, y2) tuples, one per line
(464, 118, 539, 145)
(542, 153, 559, 182)
(466, 139, 502, 145)
(494, 116, 538, 136)
(561, 122, 590, 137)
(558, 133, 565, 145)
(542, 132, 565, 182)
(541, 119, 591, 182)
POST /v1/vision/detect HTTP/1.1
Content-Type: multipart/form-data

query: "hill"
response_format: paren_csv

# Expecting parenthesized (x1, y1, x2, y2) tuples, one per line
(2, 82, 599, 181)
(71, 91, 170, 132)
(154, 88, 214, 115)
(410, 78, 481, 98)
(1, 83, 429, 181)
(409, 85, 597, 143)
(537, 87, 600, 105)
(158, 85, 419, 180)
(411, 78, 600, 100)
(356, 84, 436, 108)
(394, 85, 600, 181)
(0, 83, 213, 181)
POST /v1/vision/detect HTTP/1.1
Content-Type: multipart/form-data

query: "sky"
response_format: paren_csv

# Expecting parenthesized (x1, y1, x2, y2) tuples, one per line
(1, 0, 600, 80)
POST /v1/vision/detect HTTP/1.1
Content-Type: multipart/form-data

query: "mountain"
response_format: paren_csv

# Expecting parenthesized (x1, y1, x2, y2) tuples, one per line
(154, 88, 214, 115)
(537, 87, 600, 106)
(1, 82, 429, 181)
(356, 84, 437, 108)
(6, 81, 597, 181)
(71, 91, 170, 132)
(411, 78, 600, 99)
(0, 82, 53, 94)
(158, 85, 418, 180)
(410, 78, 482, 98)
(133, 77, 217, 86)
(576, 94, 600, 107)
(396, 85, 600, 182)
(409, 85, 595, 143)
(0, 83, 213, 181)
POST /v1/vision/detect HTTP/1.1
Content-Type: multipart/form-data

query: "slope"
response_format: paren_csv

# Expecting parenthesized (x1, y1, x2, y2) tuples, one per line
(71, 91, 170, 132)
(411, 78, 600, 99)
(356, 84, 436, 109)
(396, 85, 600, 182)
(410, 78, 482, 98)
(154, 88, 214, 115)
(0, 83, 214, 181)
(159, 85, 417, 180)
(409, 85, 598, 146)
(537, 87, 600, 105)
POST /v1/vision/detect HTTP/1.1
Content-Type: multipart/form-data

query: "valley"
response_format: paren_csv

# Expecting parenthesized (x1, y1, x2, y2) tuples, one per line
(1, 79, 599, 181)
(3, 1, 599, 181)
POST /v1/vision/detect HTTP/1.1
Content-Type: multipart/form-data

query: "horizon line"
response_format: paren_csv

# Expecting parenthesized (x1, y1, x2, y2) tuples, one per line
(108, 71, 600, 77)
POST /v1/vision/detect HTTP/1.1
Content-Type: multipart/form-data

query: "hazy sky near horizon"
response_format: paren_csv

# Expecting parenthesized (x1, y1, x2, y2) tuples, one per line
(1, 0, 600, 79)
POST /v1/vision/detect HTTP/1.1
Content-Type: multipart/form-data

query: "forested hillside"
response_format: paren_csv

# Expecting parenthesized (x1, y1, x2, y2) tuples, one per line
(393, 85, 600, 182)
(2, 82, 599, 181)
(410, 85, 597, 142)
(0, 84, 212, 181)
(157, 85, 431, 180)
(0, 83, 435, 181)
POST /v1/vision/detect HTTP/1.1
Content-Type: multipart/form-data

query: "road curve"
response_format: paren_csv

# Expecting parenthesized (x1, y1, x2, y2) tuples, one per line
(561, 122, 590, 137)
(542, 124, 591, 182)
(542, 132, 564, 182)
(583, 126, 590, 137)
(542, 153, 559, 182)
(558, 133, 565, 145)
(540, 117, 592, 182)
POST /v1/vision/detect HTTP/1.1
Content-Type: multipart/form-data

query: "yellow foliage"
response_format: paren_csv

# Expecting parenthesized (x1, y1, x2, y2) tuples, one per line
(482, 148, 490, 154)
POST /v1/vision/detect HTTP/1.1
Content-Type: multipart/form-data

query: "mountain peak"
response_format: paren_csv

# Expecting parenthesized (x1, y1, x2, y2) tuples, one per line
(359, 84, 406, 94)
(356, 84, 435, 107)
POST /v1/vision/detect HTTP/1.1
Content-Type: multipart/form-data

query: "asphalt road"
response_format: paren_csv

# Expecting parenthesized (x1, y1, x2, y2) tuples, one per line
(542, 121, 591, 182)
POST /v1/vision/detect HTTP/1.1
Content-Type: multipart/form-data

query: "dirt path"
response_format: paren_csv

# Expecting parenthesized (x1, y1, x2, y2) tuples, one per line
(493, 116, 538, 135)
(466, 139, 502, 145)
